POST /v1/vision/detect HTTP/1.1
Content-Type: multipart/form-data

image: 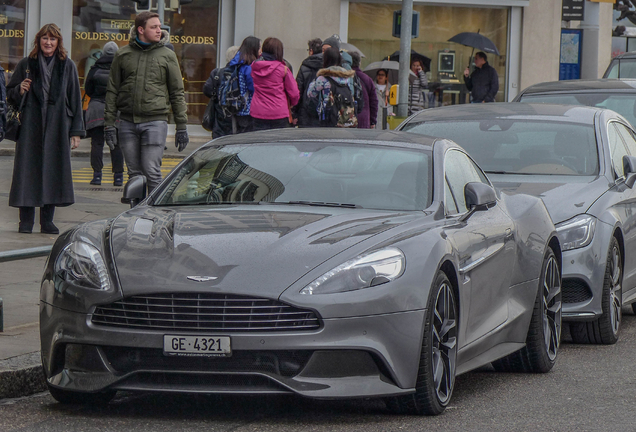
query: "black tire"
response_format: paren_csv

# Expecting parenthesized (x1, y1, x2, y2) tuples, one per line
(385, 270, 457, 416)
(570, 237, 622, 345)
(47, 383, 116, 405)
(492, 247, 561, 373)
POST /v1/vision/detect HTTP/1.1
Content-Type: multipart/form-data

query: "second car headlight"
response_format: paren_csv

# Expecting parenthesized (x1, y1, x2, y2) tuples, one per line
(300, 248, 405, 295)
(55, 241, 111, 290)
(556, 214, 597, 251)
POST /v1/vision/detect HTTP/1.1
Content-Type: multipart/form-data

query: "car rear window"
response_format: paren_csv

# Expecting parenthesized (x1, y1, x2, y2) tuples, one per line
(402, 120, 598, 176)
(605, 59, 636, 79)
(519, 92, 636, 128)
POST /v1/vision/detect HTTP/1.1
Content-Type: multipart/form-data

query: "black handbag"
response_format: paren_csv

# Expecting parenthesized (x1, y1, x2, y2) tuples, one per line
(201, 96, 215, 132)
(5, 90, 26, 142)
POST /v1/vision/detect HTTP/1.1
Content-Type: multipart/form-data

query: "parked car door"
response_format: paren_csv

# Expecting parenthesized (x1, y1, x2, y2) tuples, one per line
(609, 122, 636, 294)
(442, 149, 516, 347)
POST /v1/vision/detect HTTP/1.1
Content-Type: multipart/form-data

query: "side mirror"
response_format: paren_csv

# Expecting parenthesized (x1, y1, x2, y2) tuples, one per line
(623, 155, 636, 188)
(121, 176, 147, 208)
(460, 182, 496, 221)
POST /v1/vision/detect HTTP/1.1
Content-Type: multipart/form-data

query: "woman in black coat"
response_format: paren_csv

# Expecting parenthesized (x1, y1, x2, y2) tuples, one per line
(84, 41, 124, 186)
(7, 23, 85, 234)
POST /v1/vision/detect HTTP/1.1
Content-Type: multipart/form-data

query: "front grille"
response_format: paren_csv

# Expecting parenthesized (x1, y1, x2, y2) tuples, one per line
(562, 278, 593, 303)
(102, 347, 312, 377)
(91, 293, 321, 332)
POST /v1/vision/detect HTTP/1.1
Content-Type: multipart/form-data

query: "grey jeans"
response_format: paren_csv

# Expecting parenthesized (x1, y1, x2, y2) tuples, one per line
(118, 120, 168, 192)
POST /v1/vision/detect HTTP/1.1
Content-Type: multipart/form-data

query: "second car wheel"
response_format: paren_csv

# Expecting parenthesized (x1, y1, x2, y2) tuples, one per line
(492, 247, 561, 373)
(385, 270, 457, 416)
(570, 237, 622, 345)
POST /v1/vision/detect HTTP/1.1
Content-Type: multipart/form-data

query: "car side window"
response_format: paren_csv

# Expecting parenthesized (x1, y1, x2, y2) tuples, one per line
(608, 123, 629, 178)
(444, 150, 489, 215)
(615, 123, 636, 155)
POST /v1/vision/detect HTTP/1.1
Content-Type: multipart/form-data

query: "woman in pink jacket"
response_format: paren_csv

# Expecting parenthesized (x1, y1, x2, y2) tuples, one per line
(250, 37, 300, 131)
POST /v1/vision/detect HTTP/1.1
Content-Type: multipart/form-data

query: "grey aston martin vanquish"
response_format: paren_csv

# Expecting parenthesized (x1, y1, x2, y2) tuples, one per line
(40, 129, 561, 415)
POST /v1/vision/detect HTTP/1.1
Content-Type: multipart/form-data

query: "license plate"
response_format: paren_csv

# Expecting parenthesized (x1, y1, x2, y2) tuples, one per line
(163, 335, 231, 357)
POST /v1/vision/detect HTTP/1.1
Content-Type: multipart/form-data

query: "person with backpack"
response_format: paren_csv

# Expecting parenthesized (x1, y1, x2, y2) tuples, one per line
(218, 36, 260, 134)
(84, 41, 125, 186)
(202, 46, 239, 138)
(294, 38, 322, 127)
(348, 52, 378, 129)
(250, 37, 299, 131)
(306, 47, 362, 128)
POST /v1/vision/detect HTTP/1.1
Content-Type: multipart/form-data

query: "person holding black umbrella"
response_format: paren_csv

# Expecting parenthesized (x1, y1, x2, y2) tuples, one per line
(463, 51, 498, 103)
(408, 59, 428, 114)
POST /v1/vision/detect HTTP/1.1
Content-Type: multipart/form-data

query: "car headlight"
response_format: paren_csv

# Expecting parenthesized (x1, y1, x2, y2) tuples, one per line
(300, 248, 405, 295)
(55, 241, 111, 290)
(556, 214, 597, 251)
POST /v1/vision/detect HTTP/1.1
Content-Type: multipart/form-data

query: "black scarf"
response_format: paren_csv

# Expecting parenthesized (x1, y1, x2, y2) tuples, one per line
(259, 52, 277, 62)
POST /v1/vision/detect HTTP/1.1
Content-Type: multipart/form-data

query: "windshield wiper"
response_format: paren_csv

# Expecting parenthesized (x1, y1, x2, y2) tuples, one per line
(264, 201, 360, 208)
(485, 170, 510, 175)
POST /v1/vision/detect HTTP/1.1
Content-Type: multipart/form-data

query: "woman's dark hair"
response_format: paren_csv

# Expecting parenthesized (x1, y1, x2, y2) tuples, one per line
(262, 37, 284, 62)
(29, 23, 67, 60)
(238, 36, 260, 65)
(322, 47, 341, 68)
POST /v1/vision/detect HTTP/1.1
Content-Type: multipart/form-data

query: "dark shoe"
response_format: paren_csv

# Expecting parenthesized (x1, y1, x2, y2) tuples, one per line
(90, 172, 102, 185)
(40, 222, 59, 235)
(18, 223, 33, 233)
(40, 205, 59, 234)
(113, 172, 124, 187)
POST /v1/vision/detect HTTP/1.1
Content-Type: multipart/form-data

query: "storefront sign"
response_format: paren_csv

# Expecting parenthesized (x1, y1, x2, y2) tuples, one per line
(562, 0, 584, 21)
(73, 31, 214, 45)
(101, 20, 134, 30)
(0, 29, 24, 38)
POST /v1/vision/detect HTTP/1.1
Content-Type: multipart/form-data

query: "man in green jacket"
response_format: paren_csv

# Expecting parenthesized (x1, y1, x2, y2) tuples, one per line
(104, 11, 188, 192)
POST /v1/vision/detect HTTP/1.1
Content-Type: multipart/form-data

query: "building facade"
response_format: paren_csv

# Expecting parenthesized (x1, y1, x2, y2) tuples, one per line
(0, 0, 614, 127)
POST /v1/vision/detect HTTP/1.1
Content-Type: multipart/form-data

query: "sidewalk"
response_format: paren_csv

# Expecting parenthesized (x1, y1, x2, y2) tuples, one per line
(0, 132, 213, 159)
(0, 131, 213, 399)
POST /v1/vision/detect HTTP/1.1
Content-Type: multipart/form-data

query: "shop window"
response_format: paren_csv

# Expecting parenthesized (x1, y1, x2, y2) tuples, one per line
(349, 2, 508, 104)
(0, 0, 26, 79)
(72, 0, 219, 124)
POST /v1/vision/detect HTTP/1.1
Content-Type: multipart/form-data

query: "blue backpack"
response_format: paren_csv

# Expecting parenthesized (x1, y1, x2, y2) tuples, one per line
(218, 64, 247, 115)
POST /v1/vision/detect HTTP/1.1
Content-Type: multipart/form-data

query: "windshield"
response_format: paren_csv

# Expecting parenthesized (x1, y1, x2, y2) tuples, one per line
(402, 120, 598, 175)
(519, 93, 636, 127)
(155, 142, 432, 211)
(605, 59, 636, 79)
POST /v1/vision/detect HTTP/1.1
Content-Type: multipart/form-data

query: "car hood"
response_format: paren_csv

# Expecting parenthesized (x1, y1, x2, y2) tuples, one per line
(489, 174, 609, 224)
(110, 205, 418, 298)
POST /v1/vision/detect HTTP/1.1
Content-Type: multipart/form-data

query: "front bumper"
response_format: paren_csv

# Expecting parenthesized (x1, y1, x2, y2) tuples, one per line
(40, 302, 425, 398)
(560, 220, 613, 321)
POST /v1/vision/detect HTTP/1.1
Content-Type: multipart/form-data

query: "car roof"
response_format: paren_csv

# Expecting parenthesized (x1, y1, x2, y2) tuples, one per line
(611, 52, 636, 60)
(205, 128, 438, 150)
(519, 79, 636, 95)
(404, 102, 601, 124)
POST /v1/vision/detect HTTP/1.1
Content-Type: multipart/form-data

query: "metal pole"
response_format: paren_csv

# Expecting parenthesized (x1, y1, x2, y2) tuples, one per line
(397, 0, 413, 118)
(157, 0, 165, 23)
(0, 298, 3, 332)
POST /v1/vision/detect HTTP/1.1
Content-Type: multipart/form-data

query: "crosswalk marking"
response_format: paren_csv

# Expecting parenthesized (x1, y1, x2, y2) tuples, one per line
(72, 159, 181, 184)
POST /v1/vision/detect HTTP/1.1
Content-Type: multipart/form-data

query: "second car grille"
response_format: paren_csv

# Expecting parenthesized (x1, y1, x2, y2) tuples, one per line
(562, 278, 593, 304)
(91, 293, 321, 332)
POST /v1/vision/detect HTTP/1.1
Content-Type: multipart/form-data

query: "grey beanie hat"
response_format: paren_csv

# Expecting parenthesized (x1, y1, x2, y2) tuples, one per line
(322, 35, 341, 51)
(103, 41, 119, 56)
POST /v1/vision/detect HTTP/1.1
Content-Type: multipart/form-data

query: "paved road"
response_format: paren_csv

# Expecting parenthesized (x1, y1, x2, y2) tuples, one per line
(2, 156, 636, 430)
(2, 315, 636, 431)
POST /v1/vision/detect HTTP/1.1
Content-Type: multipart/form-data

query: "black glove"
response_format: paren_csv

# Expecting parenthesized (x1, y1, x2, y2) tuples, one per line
(175, 129, 189, 152)
(104, 126, 117, 150)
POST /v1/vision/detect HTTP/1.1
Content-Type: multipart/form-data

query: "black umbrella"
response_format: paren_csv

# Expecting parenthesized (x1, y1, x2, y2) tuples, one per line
(383, 50, 431, 72)
(448, 31, 500, 56)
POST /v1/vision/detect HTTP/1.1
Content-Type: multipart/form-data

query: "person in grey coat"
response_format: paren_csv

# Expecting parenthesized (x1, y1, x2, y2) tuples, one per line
(84, 41, 124, 186)
(7, 23, 84, 234)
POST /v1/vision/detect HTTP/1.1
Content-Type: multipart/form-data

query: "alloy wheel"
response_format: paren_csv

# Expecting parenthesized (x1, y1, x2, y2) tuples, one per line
(432, 281, 457, 404)
(609, 244, 622, 335)
(542, 255, 562, 361)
